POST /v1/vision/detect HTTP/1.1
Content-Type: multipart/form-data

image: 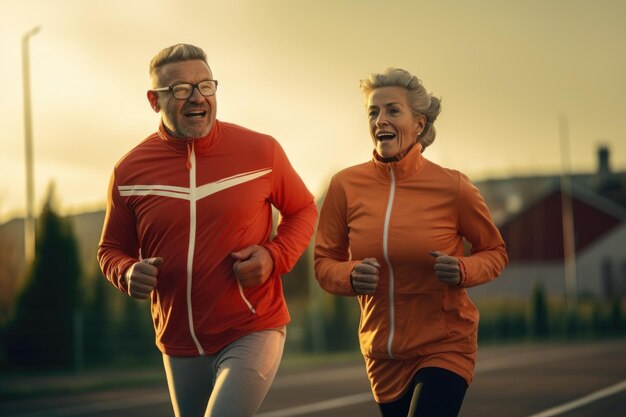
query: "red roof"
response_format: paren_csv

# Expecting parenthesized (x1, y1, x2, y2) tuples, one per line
(498, 185, 625, 262)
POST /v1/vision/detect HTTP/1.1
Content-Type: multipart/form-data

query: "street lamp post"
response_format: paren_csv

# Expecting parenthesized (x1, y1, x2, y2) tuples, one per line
(559, 115, 578, 313)
(22, 26, 41, 264)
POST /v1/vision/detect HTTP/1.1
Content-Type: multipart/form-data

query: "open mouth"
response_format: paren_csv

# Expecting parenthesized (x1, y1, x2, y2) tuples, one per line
(376, 131, 396, 141)
(184, 110, 207, 119)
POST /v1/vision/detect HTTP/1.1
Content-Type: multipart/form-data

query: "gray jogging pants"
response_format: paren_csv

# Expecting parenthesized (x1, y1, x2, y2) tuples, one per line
(162, 327, 286, 417)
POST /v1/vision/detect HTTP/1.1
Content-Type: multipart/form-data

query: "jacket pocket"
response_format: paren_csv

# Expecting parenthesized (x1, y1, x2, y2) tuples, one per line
(393, 291, 450, 354)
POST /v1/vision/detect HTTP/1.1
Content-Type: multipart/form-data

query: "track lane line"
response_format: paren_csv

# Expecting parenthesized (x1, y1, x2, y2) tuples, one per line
(525, 379, 626, 417)
(256, 392, 373, 417)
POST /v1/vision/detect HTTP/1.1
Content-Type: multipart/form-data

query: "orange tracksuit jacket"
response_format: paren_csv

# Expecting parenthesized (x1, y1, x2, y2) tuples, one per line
(98, 120, 317, 356)
(314, 144, 508, 402)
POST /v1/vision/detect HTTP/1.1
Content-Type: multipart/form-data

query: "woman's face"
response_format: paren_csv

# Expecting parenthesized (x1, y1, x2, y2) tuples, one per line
(367, 86, 425, 159)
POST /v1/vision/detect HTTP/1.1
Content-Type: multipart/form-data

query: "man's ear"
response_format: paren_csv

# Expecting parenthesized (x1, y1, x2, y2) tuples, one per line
(147, 90, 161, 113)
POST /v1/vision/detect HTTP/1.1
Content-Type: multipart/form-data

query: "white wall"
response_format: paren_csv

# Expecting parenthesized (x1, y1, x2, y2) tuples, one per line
(577, 224, 626, 297)
(468, 262, 565, 300)
(467, 223, 626, 300)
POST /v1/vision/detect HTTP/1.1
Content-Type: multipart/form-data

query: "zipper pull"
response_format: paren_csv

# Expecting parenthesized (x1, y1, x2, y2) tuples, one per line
(186, 142, 193, 171)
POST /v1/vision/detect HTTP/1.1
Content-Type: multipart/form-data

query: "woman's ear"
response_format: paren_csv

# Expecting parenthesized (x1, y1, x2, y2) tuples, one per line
(147, 90, 161, 113)
(415, 114, 427, 135)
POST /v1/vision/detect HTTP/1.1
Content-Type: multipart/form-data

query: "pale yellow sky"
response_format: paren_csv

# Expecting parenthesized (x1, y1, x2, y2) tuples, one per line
(1, 0, 625, 223)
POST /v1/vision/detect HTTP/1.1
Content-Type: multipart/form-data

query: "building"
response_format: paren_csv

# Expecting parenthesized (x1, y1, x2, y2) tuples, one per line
(469, 146, 626, 300)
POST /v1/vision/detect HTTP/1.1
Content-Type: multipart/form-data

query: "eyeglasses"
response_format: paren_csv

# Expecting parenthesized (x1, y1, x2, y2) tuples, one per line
(153, 80, 218, 100)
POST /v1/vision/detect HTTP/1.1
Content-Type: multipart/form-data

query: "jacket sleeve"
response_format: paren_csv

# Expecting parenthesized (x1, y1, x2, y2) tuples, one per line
(456, 173, 508, 287)
(264, 140, 318, 276)
(97, 169, 140, 293)
(313, 175, 359, 296)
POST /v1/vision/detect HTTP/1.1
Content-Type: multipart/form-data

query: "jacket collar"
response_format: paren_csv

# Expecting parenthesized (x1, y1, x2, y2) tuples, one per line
(371, 142, 425, 180)
(157, 119, 222, 154)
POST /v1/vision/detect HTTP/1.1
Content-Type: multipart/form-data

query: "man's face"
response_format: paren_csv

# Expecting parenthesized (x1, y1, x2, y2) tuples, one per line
(149, 60, 217, 139)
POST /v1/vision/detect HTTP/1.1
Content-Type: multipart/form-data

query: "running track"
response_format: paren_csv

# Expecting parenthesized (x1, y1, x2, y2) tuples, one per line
(2, 338, 625, 417)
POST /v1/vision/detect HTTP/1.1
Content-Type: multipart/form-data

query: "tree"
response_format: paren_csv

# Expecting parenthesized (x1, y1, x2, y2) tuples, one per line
(7, 184, 83, 369)
(116, 298, 156, 361)
(84, 262, 115, 364)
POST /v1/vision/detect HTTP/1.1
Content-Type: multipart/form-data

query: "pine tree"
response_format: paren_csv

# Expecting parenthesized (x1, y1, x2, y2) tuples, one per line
(84, 262, 114, 364)
(7, 184, 83, 369)
(116, 296, 156, 361)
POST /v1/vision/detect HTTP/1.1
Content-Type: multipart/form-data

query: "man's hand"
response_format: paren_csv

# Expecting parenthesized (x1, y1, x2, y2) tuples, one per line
(351, 257, 381, 295)
(430, 251, 461, 286)
(231, 245, 274, 288)
(124, 257, 163, 299)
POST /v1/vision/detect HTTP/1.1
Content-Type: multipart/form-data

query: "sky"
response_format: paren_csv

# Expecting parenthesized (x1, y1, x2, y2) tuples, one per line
(1, 0, 625, 223)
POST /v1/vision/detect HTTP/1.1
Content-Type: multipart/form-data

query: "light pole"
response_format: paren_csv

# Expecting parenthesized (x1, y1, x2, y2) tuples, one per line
(559, 115, 578, 313)
(22, 26, 41, 264)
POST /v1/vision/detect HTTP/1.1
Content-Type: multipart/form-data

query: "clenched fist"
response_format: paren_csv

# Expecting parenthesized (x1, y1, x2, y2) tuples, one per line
(350, 257, 380, 295)
(430, 251, 461, 286)
(124, 257, 163, 299)
(231, 245, 274, 288)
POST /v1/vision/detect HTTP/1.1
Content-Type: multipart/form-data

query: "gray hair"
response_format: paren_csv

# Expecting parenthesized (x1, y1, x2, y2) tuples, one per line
(149, 44, 208, 88)
(360, 68, 441, 149)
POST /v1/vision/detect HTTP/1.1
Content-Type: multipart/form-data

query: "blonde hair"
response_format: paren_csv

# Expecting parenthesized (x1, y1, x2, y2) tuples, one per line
(360, 68, 441, 149)
(149, 44, 208, 88)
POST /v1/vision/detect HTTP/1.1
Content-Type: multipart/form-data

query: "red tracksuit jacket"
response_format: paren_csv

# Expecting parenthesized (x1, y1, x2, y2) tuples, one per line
(98, 120, 317, 356)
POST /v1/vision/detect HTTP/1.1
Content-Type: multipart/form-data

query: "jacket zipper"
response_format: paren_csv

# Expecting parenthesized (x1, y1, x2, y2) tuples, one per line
(237, 282, 257, 314)
(187, 143, 205, 355)
(383, 166, 396, 359)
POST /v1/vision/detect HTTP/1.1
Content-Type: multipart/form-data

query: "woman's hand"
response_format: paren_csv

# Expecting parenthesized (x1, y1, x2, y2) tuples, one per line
(430, 251, 461, 286)
(350, 257, 381, 295)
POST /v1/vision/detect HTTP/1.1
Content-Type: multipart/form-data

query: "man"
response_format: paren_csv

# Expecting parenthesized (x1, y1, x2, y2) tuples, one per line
(98, 43, 317, 417)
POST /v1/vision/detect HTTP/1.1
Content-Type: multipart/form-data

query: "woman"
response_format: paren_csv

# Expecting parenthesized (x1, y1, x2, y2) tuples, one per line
(314, 68, 508, 417)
